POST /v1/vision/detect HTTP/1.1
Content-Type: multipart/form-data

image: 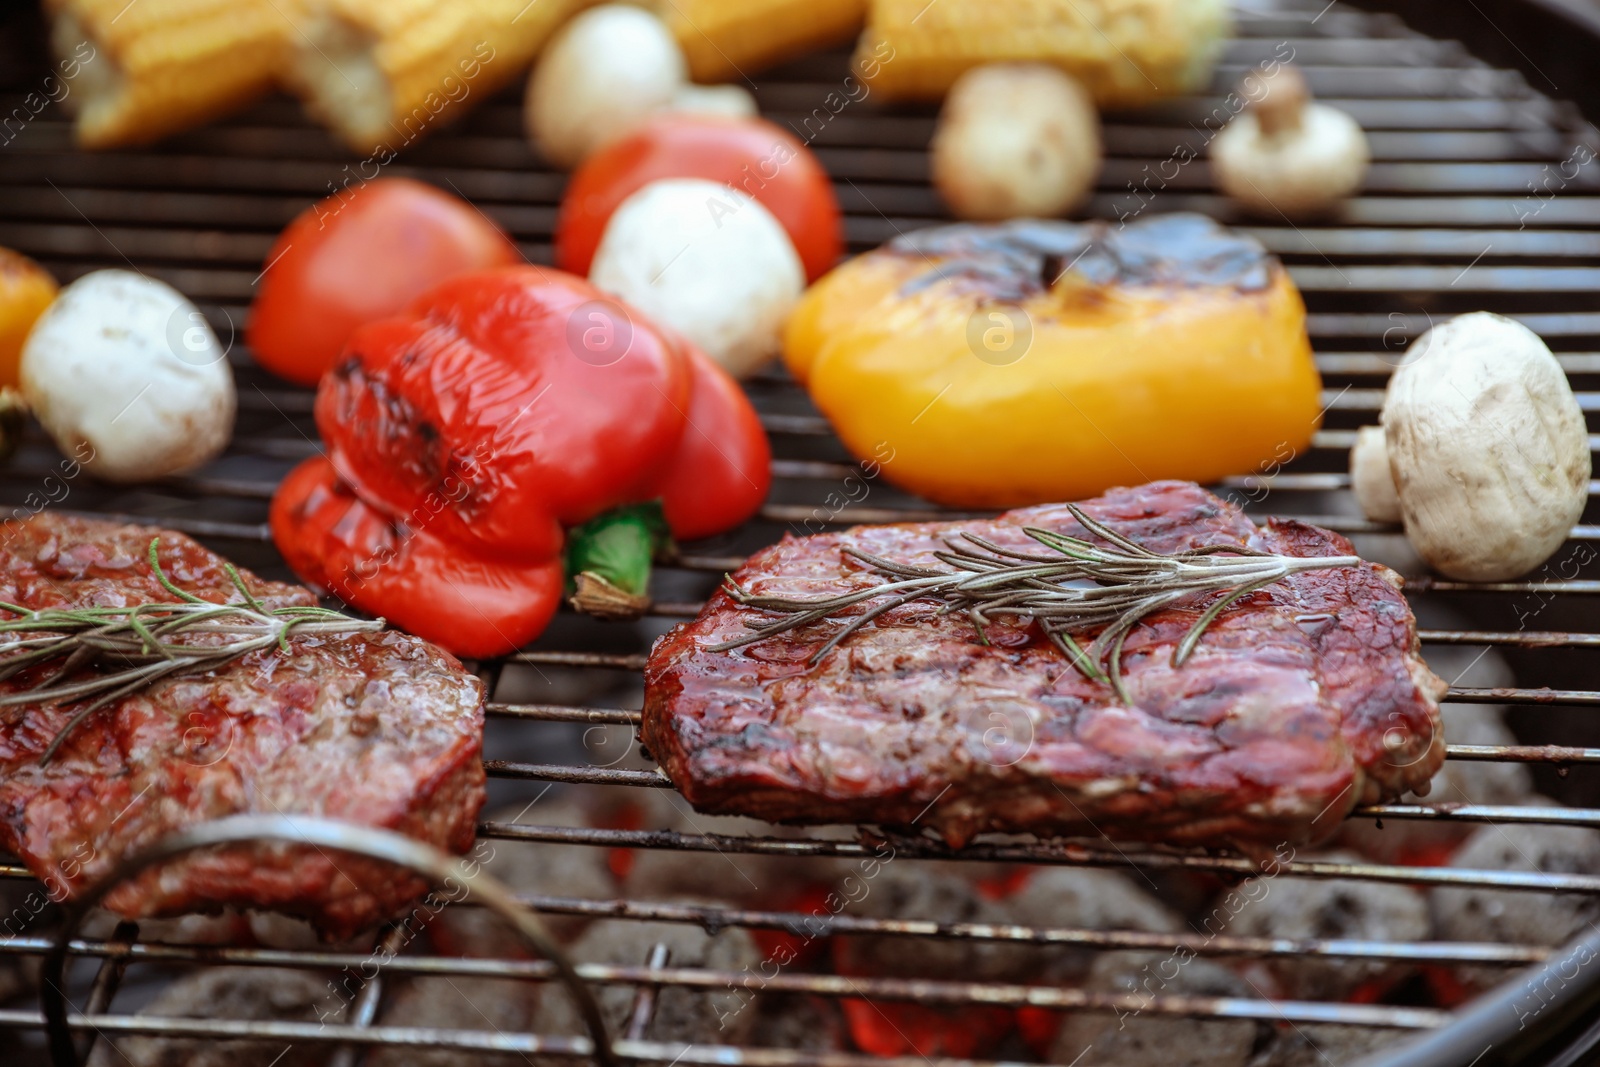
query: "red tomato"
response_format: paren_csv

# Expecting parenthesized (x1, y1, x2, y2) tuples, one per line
(248, 177, 522, 386)
(557, 115, 842, 282)
(657, 347, 773, 540)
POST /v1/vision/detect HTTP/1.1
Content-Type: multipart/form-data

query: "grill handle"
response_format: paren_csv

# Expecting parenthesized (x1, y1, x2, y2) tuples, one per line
(1352, 924, 1600, 1067)
(37, 814, 618, 1067)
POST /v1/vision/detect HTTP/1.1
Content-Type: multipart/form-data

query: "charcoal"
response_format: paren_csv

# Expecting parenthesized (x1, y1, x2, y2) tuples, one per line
(86, 967, 343, 1067)
(1432, 817, 1600, 989)
(1049, 951, 1267, 1067)
(531, 915, 760, 1052)
(622, 788, 854, 904)
(830, 864, 1025, 982)
(1249, 1022, 1396, 1065)
(1004, 867, 1182, 983)
(369, 975, 537, 1067)
(450, 795, 619, 944)
(1219, 852, 1430, 1000)
(748, 994, 847, 1051)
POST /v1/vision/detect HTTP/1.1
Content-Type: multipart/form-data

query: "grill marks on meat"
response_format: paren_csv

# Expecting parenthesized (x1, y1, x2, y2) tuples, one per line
(0, 514, 486, 939)
(643, 482, 1446, 852)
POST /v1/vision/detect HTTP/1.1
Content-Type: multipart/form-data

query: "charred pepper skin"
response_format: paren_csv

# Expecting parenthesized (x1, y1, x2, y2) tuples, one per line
(271, 265, 771, 658)
(784, 214, 1323, 508)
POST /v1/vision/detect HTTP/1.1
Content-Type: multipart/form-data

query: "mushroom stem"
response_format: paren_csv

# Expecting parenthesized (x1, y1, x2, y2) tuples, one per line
(1254, 65, 1311, 137)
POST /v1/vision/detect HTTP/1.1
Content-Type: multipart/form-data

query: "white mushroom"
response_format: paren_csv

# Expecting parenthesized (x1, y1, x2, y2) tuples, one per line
(1382, 312, 1589, 581)
(669, 82, 759, 121)
(1350, 425, 1402, 523)
(589, 178, 804, 378)
(20, 270, 235, 483)
(1211, 64, 1369, 217)
(525, 5, 687, 168)
(930, 63, 1102, 221)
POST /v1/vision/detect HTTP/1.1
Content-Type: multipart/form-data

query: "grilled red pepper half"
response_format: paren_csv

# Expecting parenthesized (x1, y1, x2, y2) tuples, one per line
(270, 265, 771, 657)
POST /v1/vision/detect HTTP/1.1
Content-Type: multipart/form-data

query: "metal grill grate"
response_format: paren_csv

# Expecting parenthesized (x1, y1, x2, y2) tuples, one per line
(2, 0, 1600, 1063)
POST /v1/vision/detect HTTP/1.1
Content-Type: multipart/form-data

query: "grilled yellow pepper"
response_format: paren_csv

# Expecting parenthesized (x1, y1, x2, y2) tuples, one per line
(0, 249, 57, 389)
(784, 214, 1322, 508)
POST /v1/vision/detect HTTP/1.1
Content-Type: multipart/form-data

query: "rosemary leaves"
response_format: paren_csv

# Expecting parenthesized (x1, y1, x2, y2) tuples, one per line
(712, 504, 1362, 701)
(0, 538, 384, 765)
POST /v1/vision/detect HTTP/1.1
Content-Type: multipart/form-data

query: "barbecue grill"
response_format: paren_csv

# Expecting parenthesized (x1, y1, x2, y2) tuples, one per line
(2, 0, 1600, 1064)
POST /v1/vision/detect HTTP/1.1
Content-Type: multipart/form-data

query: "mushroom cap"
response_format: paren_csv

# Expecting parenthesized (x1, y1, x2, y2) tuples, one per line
(1383, 311, 1590, 581)
(1212, 102, 1369, 217)
(930, 62, 1102, 220)
(525, 4, 686, 169)
(589, 178, 805, 378)
(1350, 424, 1402, 523)
(669, 82, 758, 121)
(20, 269, 235, 483)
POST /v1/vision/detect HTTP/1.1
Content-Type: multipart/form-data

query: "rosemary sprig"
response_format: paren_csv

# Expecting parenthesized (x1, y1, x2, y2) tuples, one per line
(711, 504, 1362, 702)
(0, 538, 385, 765)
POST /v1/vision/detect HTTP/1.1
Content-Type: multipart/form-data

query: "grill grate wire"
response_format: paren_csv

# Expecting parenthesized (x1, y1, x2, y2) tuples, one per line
(1, 0, 1600, 1061)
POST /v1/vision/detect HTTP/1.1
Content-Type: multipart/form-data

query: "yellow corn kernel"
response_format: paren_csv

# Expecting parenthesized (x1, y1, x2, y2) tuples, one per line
(47, 0, 292, 149)
(657, 0, 867, 83)
(854, 0, 1232, 107)
(285, 0, 591, 156)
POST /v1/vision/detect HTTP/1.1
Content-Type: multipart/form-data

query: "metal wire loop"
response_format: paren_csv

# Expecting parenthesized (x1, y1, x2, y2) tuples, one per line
(37, 814, 618, 1067)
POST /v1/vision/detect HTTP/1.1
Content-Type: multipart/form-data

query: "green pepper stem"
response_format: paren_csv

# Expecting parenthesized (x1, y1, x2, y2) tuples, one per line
(564, 503, 673, 621)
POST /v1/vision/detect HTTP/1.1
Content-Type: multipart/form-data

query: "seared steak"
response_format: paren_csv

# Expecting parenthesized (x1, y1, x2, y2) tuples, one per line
(644, 482, 1446, 852)
(0, 514, 485, 938)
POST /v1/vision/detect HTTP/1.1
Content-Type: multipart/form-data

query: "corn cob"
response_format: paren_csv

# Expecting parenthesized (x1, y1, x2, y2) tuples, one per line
(46, 0, 292, 149)
(853, 0, 1232, 107)
(283, 0, 591, 156)
(656, 0, 867, 83)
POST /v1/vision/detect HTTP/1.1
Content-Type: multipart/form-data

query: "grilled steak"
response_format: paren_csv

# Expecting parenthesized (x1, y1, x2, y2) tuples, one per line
(644, 481, 1446, 852)
(0, 514, 485, 938)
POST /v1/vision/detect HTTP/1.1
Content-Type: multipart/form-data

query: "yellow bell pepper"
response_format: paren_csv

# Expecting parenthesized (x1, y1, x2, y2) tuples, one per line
(0, 249, 57, 389)
(784, 214, 1323, 508)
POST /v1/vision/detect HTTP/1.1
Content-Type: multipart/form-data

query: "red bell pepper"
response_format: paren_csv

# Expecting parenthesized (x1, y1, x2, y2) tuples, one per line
(270, 265, 771, 657)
